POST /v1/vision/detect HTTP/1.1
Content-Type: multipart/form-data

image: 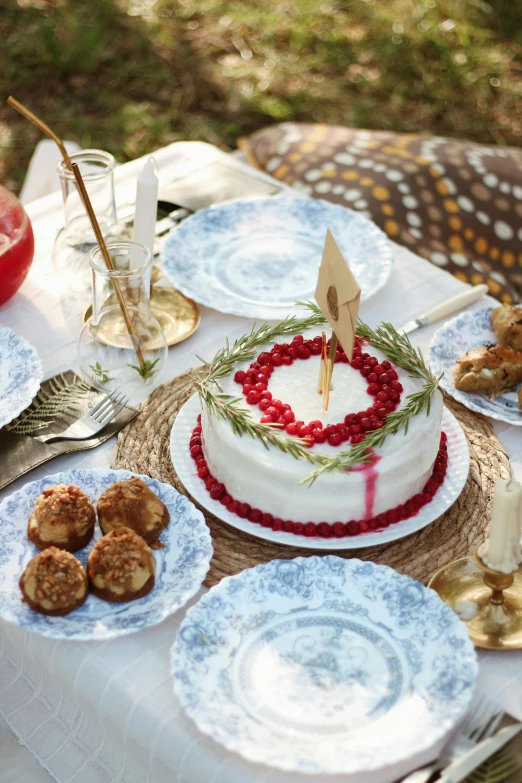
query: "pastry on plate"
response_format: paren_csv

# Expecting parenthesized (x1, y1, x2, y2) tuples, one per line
(28, 484, 96, 552)
(19, 547, 88, 616)
(491, 304, 522, 351)
(519, 386, 522, 409)
(87, 527, 156, 603)
(454, 345, 522, 400)
(96, 476, 169, 546)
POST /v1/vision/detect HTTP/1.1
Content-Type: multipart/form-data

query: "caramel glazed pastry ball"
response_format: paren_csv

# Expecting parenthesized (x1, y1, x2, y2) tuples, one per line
(97, 476, 170, 546)
(28, 484, 96, 553)
(19, 547, 88, 616)
(88, 527, 156, 603)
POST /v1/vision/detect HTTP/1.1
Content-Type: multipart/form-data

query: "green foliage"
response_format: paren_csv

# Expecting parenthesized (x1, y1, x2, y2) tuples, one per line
(1, 0, 521, 192)
(89, 362, 114, 384)
(128, 357, 160, 381)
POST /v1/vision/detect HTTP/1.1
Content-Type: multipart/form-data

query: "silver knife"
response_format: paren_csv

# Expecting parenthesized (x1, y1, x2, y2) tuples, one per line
(400, 284, 489, 334)
(439, 722, 522, 783)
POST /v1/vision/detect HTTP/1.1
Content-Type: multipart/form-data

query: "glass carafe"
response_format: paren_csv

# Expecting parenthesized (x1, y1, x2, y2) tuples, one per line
(78, 242, 168, 392)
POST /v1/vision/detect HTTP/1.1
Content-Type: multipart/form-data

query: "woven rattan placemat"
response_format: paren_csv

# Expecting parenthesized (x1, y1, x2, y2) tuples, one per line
(112, 371, 510, 587)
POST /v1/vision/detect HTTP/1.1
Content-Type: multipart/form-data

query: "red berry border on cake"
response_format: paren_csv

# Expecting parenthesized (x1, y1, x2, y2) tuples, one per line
(190, 417, 448, 539)
(233, 335, 404, 447)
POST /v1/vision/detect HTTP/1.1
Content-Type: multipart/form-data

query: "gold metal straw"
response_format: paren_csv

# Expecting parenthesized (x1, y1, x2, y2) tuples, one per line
(8, 96, 146, 373)
(7, 96, 72, 169)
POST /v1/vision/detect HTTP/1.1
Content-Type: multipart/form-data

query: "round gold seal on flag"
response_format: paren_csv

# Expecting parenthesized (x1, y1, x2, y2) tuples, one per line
(327, 285, 339, 320)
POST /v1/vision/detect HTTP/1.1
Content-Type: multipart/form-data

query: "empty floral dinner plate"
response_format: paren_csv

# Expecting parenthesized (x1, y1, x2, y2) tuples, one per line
(0, 326, 42, 428)
(429, 306, 522, 425)
(0, 469, 212, 641)
(161, 197, 393, 319)
(171, 556, 477, 776)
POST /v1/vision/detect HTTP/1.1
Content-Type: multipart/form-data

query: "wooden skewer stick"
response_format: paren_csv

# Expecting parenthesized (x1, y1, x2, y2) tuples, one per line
(322, 334, 328, 398)
(318, 331, 326, 394)
(324, 332, 338, 413)
(7, 96, 146, 373)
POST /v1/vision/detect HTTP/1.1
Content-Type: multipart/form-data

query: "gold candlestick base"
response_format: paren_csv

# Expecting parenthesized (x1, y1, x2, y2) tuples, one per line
(429, 551, 522, 650)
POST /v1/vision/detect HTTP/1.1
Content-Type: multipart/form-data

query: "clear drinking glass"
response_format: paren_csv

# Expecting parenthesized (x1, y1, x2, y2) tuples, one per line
(77, 242, 168, 392)
(58, 149, 117, 246)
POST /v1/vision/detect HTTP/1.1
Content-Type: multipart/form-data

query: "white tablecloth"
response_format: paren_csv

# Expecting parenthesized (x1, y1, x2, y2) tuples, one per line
(1, 142, 522, 783)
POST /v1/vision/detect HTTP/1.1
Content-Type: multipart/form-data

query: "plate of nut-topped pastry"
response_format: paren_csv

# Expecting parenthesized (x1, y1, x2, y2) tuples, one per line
(429, 303, 522, 425)
(0, 470, 212, 640)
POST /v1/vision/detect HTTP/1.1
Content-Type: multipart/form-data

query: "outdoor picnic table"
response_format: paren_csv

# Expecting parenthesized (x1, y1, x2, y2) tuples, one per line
(1, 141, 522, 783)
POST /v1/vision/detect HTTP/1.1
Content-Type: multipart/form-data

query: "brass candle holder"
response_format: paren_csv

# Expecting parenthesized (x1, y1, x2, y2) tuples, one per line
(429, 549, 522, 650)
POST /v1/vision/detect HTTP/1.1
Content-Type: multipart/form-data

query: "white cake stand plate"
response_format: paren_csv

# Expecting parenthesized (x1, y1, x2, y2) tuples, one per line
(170, 394, 470, 551)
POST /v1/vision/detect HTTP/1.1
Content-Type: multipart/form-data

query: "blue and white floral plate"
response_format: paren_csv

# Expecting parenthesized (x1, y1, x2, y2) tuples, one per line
(161, 197, 393, 319)
(0, 469, 213, 641)
(0, 326, 43, 429)
(429, 306, 522, 425)
(171, 556, 477, 776)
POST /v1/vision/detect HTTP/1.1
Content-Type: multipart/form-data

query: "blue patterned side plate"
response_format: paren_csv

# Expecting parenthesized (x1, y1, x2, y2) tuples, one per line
(0, 469, 213, 641)
(429, 306, 522, 425)
(0, 326, 43, 428)
(171, 556, 477, 775)
(161, 197, 393, 319)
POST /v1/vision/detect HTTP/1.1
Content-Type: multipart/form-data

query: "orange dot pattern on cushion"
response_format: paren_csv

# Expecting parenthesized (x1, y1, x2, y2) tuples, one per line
(243, 123, 522, 303)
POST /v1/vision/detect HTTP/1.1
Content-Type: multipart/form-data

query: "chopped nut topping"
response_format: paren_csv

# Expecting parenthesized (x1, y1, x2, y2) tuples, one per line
(88, 528, 154, 586)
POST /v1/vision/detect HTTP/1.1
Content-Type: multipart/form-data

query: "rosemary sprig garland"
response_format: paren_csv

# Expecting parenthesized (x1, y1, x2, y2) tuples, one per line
(195, 312, 330, 466)
(196, 304, 439, 482)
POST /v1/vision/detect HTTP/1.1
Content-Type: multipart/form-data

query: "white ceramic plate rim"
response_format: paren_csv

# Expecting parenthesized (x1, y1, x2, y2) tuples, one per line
(0, 468, 213, 641)
(170, 394, 469, 550)
(0, 326, 43, 429)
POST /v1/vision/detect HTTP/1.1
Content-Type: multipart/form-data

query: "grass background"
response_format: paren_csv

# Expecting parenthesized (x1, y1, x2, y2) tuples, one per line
(1, 0, 521, 193)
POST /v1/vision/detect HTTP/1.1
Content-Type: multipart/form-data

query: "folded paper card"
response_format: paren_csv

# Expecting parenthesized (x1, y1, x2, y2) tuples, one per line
(315, 228, 361, 361)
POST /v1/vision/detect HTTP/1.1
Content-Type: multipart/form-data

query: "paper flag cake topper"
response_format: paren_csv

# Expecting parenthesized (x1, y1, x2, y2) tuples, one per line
(315, 228, 361, 362)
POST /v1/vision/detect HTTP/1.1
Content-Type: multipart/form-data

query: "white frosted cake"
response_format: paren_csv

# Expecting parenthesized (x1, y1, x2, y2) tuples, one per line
(190, 332, 447, 539)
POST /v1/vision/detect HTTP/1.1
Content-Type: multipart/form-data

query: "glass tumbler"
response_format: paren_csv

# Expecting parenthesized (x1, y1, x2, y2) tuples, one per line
(78, 242, 168, 392)
(58, 149, 117, 247)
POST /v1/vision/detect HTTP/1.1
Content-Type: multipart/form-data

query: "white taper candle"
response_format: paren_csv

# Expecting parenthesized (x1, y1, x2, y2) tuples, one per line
(130, 157, 158, 269)
(479, 478, 522, 573)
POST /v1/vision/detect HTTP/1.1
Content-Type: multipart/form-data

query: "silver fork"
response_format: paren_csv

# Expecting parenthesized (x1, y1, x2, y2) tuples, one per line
(36, 390, 128, 444)
(400, 693, 505, 783)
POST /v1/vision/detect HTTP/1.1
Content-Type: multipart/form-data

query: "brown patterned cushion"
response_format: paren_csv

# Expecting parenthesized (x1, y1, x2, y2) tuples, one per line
(243, 123, 522, 303)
